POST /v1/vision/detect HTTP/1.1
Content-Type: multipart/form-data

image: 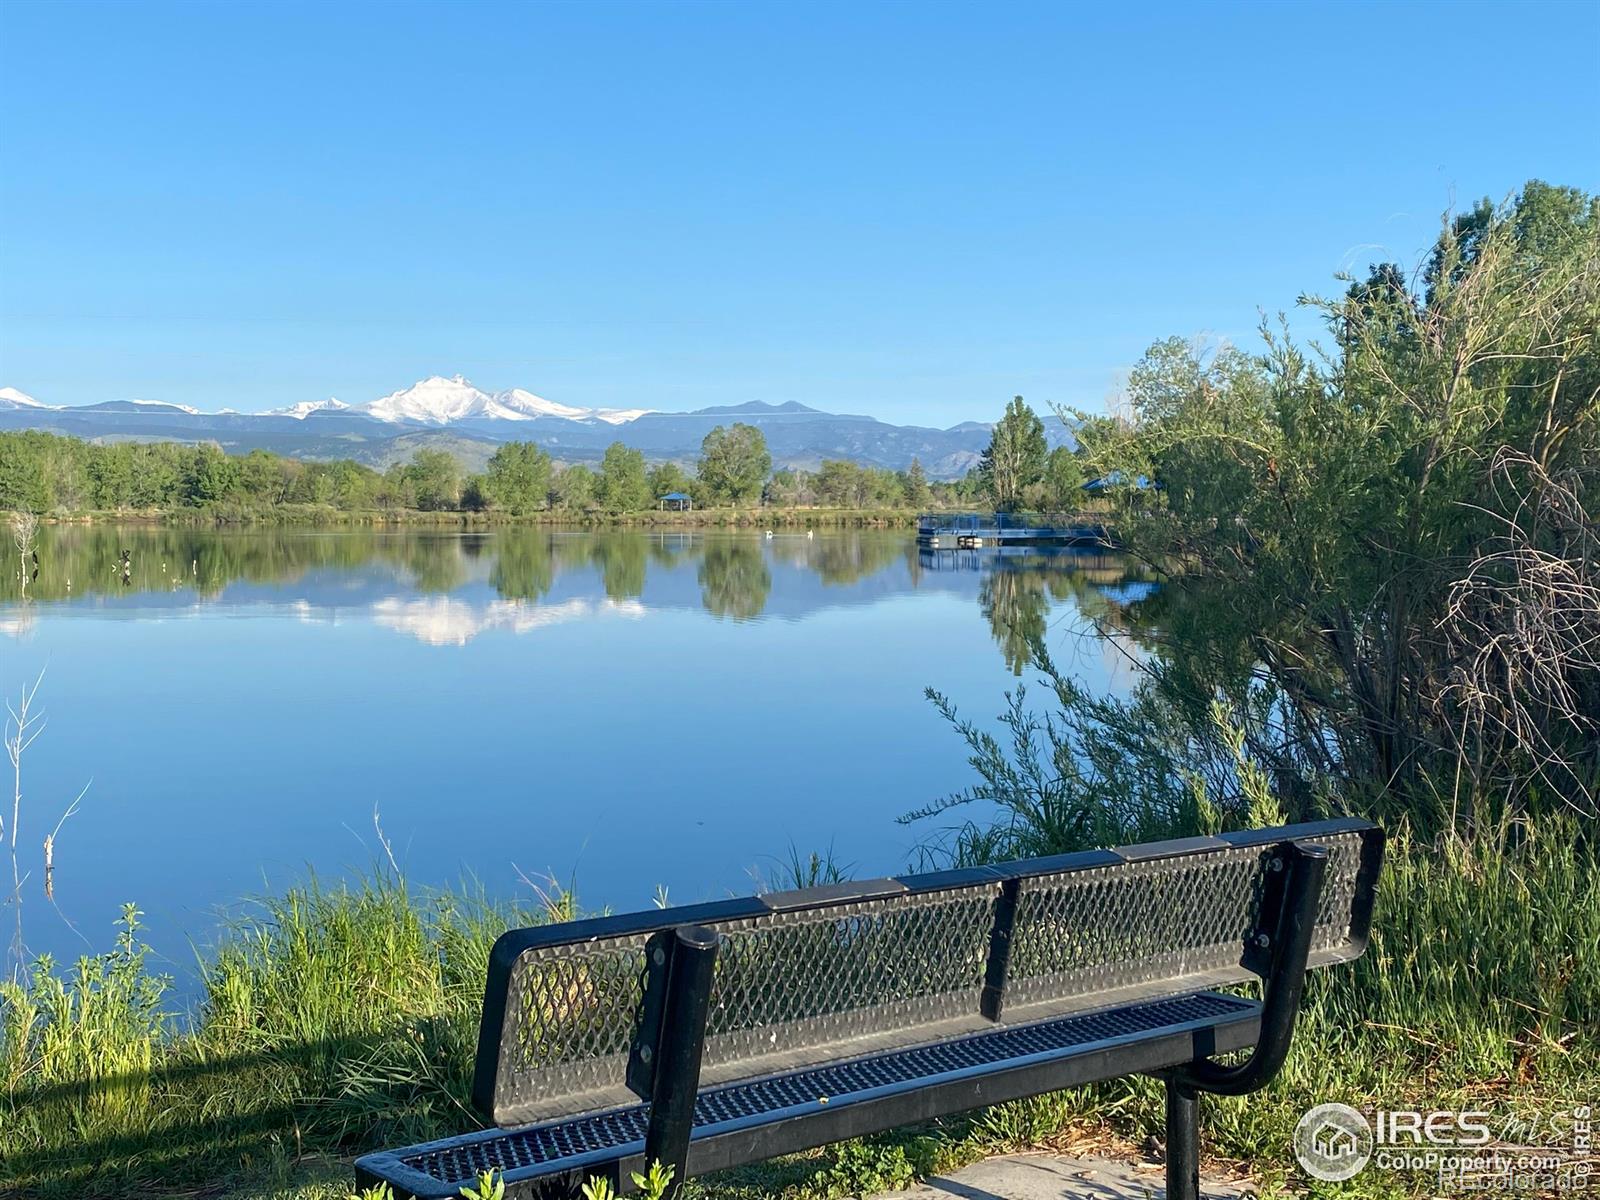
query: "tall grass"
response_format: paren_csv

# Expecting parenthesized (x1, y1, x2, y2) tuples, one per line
(0, 905, 168, 1138)
(712, 821, 1600, 1200)
(0, 875, 547, 1198)
(1180, 822, 1598, 1187)
(3, 834, 1595, 1198)
(3, 813, 1594, 1199)
(902, 666, 1599, 1192)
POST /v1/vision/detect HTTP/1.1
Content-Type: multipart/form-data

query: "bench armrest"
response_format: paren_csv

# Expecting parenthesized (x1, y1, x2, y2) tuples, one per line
(1168, 840, 1328, 1096)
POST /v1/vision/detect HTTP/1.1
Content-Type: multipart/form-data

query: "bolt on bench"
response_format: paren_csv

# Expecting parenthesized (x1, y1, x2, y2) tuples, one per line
(356, 818, 1383, 1200)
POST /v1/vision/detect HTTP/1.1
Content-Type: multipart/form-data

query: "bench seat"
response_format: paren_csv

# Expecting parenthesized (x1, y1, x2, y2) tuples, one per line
(354, 819, 1384, 1200)
(356, 990, 1260, 1199)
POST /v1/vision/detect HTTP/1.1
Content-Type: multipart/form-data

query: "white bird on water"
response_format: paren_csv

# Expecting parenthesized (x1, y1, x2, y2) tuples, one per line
(765, 530, 773, 539)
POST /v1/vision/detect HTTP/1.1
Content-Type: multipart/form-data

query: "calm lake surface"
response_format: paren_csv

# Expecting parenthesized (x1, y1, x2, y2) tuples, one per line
(1, 526, 1150, 981)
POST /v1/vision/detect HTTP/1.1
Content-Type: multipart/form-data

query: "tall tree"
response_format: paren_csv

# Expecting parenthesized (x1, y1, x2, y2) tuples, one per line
(485, 442, 552, 515)
(697, 423, 771, 504)
(1040, 445, 1083, 510)
(980, 396, 1047, 510)
(88, 445, 134, 510)
(238, 450, 290, 504)
(903, 458, 931, 508)
(764, 468, 815, 507)
(1074, 180, 1600, 829)
(596, 442, 651, 512)
(186, 443, 240, 504)
(460, 475, 489, 511)
(815, 460, 865, 507)
(551, 464, 595, 511)
(403, 449, 461, 511)
(647, 461, 692, 502)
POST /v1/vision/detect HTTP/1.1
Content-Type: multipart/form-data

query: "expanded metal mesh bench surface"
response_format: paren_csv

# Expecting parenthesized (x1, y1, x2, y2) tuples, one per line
(356, 819, 1384, 1200)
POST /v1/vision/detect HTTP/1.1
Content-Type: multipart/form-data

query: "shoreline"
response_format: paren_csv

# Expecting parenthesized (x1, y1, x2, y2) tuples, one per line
(13, 506, 930, 529)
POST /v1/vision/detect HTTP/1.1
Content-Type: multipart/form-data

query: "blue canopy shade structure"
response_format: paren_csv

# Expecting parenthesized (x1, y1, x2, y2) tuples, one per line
(1082, 472, 1153, 493)
(658, 491, 693, 511)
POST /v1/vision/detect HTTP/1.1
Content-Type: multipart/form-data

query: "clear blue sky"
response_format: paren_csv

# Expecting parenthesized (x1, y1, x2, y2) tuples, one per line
(2, 0, 1595, 425)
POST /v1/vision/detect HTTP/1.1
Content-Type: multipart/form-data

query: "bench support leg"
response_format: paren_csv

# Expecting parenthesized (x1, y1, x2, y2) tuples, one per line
(644, 925, 720, 1200)
(1160, 840, 1330, 1200)
(1165, 1079, 1200, 1200)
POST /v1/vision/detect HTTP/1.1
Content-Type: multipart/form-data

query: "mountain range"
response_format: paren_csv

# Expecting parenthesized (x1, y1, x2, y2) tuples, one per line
(0, 376, 1072, 478)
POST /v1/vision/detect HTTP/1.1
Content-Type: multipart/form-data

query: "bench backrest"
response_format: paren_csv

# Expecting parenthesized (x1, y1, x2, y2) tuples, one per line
(472, 818, 1383, 1127)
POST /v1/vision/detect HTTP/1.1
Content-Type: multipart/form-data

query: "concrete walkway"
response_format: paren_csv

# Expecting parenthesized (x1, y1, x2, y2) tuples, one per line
(867, 1153, 1250, 1200)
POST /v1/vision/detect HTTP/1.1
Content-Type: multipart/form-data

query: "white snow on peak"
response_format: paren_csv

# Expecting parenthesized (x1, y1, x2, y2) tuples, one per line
(594, 408, 654, 425)
(0, 387, 52, 410)
(357, 376, 653, 425)
(126, 398, 202, 414)
(0, 377, 651, 426)
(490, 388, 654, 425)
(359, 375, 508, 425)
(494, 388, 593, 421)
(271, 397, 351, 420)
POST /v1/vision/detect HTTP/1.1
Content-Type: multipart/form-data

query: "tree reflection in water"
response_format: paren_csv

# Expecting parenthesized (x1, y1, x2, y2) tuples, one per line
(4, 527, 1157, 667)
(698, 539, 772, 620)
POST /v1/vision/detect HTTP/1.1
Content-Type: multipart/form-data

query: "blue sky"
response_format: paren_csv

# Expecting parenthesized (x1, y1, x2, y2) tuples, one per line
(2, 1, 1595, 426)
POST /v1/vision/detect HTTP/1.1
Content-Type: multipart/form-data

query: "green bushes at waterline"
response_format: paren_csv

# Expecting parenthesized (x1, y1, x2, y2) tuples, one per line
(3, 825, 1596, 1199)
(0, 876, 556, 1197)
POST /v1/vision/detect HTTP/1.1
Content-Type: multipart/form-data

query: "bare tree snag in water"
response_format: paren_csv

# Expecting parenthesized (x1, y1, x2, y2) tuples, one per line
(4, 672, 45, 972)
(1, 672, 90, 973)
(11, 512, 39, 600)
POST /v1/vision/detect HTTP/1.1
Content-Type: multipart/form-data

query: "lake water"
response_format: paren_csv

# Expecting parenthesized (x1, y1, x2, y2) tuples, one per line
(1, 525, 1149, 982)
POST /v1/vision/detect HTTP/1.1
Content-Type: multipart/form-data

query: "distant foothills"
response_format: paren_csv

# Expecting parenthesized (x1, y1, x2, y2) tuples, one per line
(1, 391, 1088, 520)
(0, 375, 1074, 479)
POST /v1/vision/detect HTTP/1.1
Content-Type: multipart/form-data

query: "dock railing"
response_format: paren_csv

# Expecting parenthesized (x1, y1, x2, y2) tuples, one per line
(917, 511, 1094, 533)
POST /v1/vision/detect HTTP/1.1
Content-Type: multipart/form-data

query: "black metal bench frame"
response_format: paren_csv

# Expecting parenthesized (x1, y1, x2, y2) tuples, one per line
(356, 819, 1383, 1200)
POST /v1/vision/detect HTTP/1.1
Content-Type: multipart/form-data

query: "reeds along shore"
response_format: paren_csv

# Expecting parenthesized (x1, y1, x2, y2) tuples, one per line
(1, 821, 1595, 1199)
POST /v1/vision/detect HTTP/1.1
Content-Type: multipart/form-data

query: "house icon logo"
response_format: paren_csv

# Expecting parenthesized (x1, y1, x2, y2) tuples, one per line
(1294, 1103, 1373, 1181)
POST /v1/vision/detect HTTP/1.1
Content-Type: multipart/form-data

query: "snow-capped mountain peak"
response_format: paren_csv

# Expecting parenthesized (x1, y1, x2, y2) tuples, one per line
(352, 376, 651, 425)
(594, 407, 654, 425)
(494, 388, 653, 424)
(122, 398, 202, 414)
(360, 375, 491, 424)
(494, 388, 592, 421)
(271, 397, 350, 420)
(0, 387, 50, 410)
(1, 376, 652, 426)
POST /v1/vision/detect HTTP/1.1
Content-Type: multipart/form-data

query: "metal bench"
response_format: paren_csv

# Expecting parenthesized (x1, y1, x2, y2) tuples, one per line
(355, 818, 1383, 1200)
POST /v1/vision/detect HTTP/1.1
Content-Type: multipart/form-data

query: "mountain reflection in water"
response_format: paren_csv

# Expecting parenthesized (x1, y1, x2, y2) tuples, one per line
(1, 525, 1158, 973)
(3, 526, 1156, 671)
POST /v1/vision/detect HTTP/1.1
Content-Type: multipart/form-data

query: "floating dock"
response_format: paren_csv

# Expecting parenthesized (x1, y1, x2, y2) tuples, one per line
(916, 512, 1117, 550)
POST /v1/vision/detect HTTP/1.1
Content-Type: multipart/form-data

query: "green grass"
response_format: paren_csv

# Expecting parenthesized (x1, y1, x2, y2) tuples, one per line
(3, 827, 1595, 1199)
(1018, 822, 1600, 1199)
(0, 875, 547, 1198)
(713, 823, 1598, 1200)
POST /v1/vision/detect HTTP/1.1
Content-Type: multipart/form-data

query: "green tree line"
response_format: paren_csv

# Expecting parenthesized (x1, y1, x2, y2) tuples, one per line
(0, 435, 393, 513)
(0, 418, 1038, 517)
